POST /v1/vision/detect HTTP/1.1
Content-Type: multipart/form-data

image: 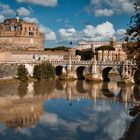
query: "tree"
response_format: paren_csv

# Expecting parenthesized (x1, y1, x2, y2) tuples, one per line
(124, 0, 140, 42)
(123, 0, 140, 61)
(76, 49, 94, 60)
(44, 61, 55, 79)
(33, 61, 55, 80)
(17, 65, 28, 82)
(45, 46, 69, 51)
(123, 0, 140, 83)
(33, 64, 42, 80)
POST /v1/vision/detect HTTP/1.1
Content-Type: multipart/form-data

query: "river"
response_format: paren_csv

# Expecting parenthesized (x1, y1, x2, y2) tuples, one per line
(0, 76, 139, 140)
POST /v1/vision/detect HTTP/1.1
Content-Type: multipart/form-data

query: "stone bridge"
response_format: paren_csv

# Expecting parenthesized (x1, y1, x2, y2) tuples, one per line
(0, 59, 137, 83)
(50, 59, 137, 83)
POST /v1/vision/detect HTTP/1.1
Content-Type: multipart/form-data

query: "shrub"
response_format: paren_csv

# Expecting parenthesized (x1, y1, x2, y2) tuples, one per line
(17, 65, 28, 82)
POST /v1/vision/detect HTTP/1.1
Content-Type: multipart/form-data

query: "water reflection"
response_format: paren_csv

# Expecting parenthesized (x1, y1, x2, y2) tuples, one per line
(0, 80, 139, 140)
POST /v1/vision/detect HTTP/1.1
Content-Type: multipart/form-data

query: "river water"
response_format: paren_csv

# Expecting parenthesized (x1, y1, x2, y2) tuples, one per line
(0, 76, 140, 140)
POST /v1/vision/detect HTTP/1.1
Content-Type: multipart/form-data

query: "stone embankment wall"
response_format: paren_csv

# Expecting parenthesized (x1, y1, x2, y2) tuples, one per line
(0, 64, 18, 78)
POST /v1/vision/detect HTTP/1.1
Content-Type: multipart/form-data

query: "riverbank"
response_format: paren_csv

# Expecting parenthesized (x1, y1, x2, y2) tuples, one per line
(0, 77, 37, 84)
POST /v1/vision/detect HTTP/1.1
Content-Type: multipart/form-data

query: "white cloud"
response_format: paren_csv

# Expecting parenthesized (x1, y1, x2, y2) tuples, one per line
(58, 28, 77, 41)
(23, 17, 56, 41)
(58, 21, 116, 42)
(39, 25, 56, 40)
(16, 0, 58, 7)
(115, 29, 126, 39)
(86, 0, 134, 16)
(38, 102, 132, 140)
(83, 21, 115, 40)
(0, 15, 4, 23)
(0, 3, 15, 15)
(17, 7, 31, 16)
(23, 17, 39, 23)
(95, 8, 114, 17)
(40, 112, 58, 124)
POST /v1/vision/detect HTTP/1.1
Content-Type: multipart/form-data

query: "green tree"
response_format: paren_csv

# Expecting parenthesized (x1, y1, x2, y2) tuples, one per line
(45, 46, 69, 51)
(123, 0, 140, 83)
(33, 61, 55, 80)
(33, 64, 42, 80)
(123, 0, 140, 61)
(17, 65, 28, 82)
(43, 61, 55, 79)
(76, 49, 94, 60)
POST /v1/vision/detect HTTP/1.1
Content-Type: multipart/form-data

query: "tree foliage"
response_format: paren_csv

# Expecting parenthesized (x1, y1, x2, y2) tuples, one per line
(33, 64, 42, 80)
(33, 61, 55, 80)
(124, 0, 140, 42)
(17, 65, 28, 82)
(95, 45, 115, 51)
(76, 50, 94, 60)
(123, 0, 140, 61)
(45, 46, 69, 51)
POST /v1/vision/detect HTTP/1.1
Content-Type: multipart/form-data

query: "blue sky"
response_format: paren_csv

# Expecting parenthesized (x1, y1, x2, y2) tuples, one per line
(0, 0, 135, 48)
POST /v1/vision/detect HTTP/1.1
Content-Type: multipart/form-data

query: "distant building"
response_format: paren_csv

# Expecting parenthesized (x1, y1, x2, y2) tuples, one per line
(0, 15, 45, 51)
(75, 38, 127, 61)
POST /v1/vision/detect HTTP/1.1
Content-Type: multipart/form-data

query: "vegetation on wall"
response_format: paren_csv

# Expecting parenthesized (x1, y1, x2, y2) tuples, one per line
(76, 50, 94, 60)
(17, 65, 28, 82)
(33, 61, 55, 80)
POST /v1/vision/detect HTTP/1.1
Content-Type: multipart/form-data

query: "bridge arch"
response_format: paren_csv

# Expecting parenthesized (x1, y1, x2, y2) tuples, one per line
(102, 67, 113, 82)
(55, 66, 64, 76)
(76, 66, 85, 79)
(102, 67, 121, 82)
(76, 80, 87, 93)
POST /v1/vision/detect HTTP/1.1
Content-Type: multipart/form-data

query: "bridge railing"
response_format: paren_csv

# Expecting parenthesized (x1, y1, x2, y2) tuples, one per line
(0, 60, 136, 66)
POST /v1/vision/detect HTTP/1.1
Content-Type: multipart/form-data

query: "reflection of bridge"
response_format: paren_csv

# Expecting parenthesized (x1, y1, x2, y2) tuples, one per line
(0, 80, 139, 129)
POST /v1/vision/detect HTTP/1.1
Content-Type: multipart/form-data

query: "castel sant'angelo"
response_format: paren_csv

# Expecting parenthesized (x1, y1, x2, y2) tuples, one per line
(0, 15, 70, 62)
(0, 14, 44, 51)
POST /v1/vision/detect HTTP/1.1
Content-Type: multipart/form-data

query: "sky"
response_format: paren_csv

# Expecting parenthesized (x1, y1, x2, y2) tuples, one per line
(0, 0, 135, 48)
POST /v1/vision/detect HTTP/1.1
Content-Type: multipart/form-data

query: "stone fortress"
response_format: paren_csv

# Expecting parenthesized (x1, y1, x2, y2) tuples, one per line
(0, 14, 44, 51)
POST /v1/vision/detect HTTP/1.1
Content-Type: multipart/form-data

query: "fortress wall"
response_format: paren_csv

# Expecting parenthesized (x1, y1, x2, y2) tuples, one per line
(0, 36, 44, 50)
(0, 63, 18, 78)
(0, 51, 11, 61)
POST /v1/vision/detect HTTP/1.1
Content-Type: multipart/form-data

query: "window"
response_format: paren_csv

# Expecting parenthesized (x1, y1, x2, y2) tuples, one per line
(29, 32, 34, 36)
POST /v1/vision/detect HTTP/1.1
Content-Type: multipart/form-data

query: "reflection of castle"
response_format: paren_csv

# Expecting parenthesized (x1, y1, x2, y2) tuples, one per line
(0, 97, 44, 128)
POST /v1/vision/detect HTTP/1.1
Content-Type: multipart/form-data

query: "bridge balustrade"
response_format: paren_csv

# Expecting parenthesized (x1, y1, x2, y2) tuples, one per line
(0, 59, 136, 67)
